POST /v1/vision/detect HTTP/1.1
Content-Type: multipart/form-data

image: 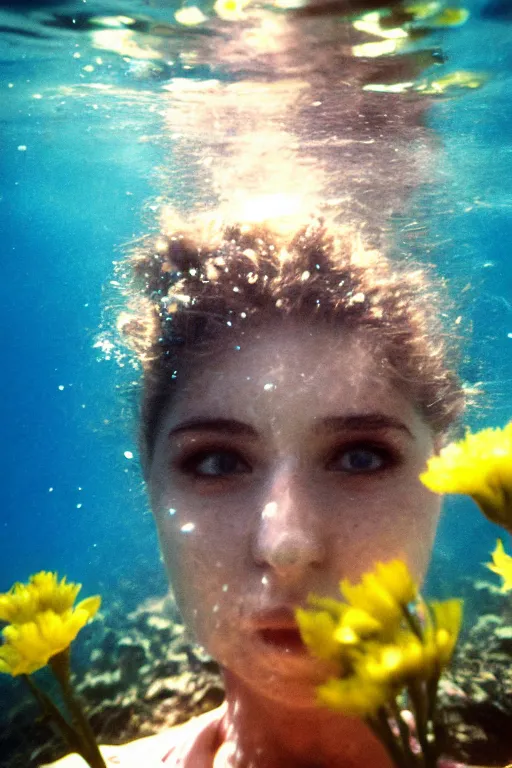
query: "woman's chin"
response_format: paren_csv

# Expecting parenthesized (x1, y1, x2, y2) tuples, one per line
(216, 633, 333, 707)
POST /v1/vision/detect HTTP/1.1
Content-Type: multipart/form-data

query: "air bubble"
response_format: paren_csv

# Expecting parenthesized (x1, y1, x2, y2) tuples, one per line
(180, 523, 195, 533)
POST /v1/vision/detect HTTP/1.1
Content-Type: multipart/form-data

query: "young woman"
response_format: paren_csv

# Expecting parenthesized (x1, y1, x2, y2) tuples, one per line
(45, 214, 468, 767)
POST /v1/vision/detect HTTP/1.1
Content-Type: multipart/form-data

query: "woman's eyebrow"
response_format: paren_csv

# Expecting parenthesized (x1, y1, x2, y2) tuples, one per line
(168, 418, 258, 438)
(316, 414, 413, 438)
(168, 414, 413, 439)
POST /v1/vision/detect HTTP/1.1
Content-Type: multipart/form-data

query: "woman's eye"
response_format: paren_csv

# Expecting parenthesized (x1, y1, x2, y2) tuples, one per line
(329, 445, 392, 473)
(183, 450, 250, 478)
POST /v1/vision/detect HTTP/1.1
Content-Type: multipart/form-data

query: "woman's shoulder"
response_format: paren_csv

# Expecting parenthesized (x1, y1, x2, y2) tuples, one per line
(39, 712, 482, 768)
(40, 704, 226, 768)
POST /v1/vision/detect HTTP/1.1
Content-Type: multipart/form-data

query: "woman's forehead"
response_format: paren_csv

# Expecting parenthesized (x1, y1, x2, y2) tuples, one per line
(165, 324, 420, 434)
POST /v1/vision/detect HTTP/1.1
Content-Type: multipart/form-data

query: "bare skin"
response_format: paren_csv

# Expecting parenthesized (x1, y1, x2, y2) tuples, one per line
(145, 322, 443, 768)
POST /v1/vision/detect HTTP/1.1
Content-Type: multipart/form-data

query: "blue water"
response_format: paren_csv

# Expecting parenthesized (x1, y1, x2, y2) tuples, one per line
(0, 4, 168, 605)
(1, 0, 511, 662)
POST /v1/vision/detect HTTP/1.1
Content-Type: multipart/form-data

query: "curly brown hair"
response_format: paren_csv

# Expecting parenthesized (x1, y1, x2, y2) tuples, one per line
(116, 213, 465, 468)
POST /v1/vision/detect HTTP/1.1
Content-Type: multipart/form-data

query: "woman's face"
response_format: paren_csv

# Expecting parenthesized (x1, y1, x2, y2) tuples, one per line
(148, 323, 442, 705)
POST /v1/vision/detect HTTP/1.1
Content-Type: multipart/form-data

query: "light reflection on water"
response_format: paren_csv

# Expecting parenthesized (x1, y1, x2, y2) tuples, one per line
(1, 0, 487, 243)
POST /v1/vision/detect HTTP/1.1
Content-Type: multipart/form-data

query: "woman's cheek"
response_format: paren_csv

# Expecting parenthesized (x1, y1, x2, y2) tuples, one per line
(391, 485, 441, 581)
(156, 513, 236, 639)
(328, 478, 440, 580)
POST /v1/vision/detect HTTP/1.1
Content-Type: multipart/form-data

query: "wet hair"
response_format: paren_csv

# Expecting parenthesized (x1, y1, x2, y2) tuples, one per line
(116, 213, 465, 469)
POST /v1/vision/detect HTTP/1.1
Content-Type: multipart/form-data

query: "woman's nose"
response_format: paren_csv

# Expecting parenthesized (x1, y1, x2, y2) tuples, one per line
(252, 469, 326, 580)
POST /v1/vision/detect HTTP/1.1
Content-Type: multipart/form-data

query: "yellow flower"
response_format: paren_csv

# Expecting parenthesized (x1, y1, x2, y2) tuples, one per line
(0, 572, 82, 624)
(334, 607, 382, 644)
(420, 423, 512, 529)
(426, 598, 463, 667)
(297, 560, 462, 720)
(355, 606, 460, 692)
(485, 539, 512, 593)
(374, 560, 418, 606)
(340, 560, 416, 632)
(317, 674, 390, 717)
(295, 608, 340, 662)
(341, 574, 400, 627)
(0, 572, 101, 676)
(360, 633, 429, 685)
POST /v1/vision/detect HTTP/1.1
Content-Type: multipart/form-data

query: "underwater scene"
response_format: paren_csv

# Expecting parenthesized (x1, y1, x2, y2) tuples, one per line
(2, 0, 512, 766)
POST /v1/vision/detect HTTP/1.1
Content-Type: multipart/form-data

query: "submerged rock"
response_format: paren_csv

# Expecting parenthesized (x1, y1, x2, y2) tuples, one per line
(437, 603, 512, 766)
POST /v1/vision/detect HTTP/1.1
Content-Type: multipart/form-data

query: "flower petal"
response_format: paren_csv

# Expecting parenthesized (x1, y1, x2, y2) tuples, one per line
(295, 608, 340, 662)
(317, 676, 389, 716)
(420, 423, 512, 528)
(486, 539, 512, 593)
(75, 596, 101, 620)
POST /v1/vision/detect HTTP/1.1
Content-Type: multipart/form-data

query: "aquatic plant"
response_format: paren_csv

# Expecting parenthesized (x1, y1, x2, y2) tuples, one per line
(0, 572, 106, 768)
(296, 560, 462, 768)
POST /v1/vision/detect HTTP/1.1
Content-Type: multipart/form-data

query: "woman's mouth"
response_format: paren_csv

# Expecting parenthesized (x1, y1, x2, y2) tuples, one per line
(249, 606, 310, 655)
(257, 627, 307, 654)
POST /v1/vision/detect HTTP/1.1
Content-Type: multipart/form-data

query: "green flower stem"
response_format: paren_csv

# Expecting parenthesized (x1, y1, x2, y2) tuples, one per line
(407, 681, 438, 768)
(49, 650, 107, 768)
(389, 700, 418, 768)
(426, 667, 441, 726)
(367, 707, 412, 768)
(23, 674, 83, 756)
(402, 604, 424, 643)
